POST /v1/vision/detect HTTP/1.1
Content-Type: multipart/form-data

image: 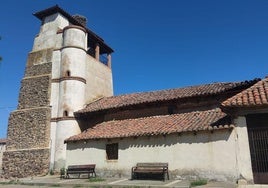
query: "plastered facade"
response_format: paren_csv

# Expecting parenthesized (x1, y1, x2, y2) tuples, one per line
(66, 129, 251, 181)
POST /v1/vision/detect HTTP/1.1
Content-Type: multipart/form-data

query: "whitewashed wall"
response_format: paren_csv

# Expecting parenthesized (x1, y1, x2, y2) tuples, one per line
(66, 128, 253, 182)
(84, 55, 113, 103)
(33, 13, 68, 51)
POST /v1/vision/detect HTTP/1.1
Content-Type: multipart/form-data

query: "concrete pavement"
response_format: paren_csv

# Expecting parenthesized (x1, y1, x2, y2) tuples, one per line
(0, 175, 238, 188)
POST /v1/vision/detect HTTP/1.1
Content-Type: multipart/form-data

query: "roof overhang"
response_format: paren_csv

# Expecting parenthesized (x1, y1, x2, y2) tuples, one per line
(65, 108, 234, 143)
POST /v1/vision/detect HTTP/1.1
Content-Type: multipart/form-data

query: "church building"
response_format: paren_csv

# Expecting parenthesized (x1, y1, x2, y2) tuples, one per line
(65, 78, 268, 184)
(2, 5, 268, 185)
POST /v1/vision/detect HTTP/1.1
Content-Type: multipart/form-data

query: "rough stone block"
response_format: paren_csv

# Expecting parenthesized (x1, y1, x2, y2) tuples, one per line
(18, 75, 51, 109)
(2, 148, 50, 178)
(25, 62, 52, 77)
(6, 107, 51, 150)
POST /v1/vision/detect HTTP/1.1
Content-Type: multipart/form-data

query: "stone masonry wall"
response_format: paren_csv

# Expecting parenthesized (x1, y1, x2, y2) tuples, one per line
(7, 107, 51, 150)
(3, 48, 52, 178)
(2, 148, 50, 178)
(25, 62, 52, 77)
(18, 75, 51, 109)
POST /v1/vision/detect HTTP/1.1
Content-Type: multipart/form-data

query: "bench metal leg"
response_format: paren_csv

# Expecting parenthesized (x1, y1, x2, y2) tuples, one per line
(167, 171, 169, 180)
(131, 170, 135, 180)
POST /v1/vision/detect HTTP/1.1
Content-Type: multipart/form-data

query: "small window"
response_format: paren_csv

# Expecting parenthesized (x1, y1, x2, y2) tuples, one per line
(63, 110, 68, 117)
(106, 143, 118, 160)
(66, 70, 71, 77)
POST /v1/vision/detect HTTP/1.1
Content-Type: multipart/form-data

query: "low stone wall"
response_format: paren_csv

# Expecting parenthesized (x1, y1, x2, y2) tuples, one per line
(2, 148, 50, 178)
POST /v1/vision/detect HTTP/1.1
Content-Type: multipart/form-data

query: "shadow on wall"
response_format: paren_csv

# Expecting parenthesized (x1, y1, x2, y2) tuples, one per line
(121, 130, 232, 150)
(54, 158, 66, 171)
(67, 129, 232, 151)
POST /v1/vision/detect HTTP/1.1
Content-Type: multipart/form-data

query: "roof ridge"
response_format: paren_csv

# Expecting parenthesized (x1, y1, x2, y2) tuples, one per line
(77, 78, 259, 115)
(90, 79, 260, 100)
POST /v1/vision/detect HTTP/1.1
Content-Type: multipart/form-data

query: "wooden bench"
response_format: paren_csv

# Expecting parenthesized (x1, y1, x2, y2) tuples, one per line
(131, 163, 169, 181)
(66, 164, 96, 178)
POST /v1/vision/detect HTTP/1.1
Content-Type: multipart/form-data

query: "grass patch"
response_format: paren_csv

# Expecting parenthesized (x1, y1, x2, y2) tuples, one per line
(9, 180, 19, 184)
(73, 185, 83, 188)
(0, 182, 9, 185)
(88, 177, 105, 182)
(190, 179, 207, 187)
(50, 184, 61, 187)
(21, 182, 41, 186)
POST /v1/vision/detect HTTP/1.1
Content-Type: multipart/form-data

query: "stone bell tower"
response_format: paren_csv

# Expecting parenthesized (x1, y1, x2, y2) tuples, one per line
(3, 5, 113, 178)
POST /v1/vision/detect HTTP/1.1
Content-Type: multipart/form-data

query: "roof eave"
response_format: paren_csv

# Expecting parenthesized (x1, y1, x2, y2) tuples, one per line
(65, 125, 235, 143)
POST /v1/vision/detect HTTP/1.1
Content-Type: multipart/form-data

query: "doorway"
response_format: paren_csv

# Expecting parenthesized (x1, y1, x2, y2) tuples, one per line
(246, 113, 268, 184)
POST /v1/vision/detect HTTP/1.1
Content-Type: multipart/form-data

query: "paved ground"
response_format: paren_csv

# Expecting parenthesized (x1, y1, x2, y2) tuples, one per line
(0, 175, 238, 188)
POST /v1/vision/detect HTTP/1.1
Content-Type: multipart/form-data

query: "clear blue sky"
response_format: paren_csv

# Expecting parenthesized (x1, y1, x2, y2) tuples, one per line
(1, 0, 268, 138)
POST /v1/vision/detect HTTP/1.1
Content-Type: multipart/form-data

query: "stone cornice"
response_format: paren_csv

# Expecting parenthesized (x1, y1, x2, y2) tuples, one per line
(51, 116, 75, 122)
(51, 76, 86, 84)
(61, 45, 87, 53)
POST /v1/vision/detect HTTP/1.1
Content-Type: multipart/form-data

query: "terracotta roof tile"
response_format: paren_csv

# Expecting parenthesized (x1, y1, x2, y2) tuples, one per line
(76, 79, 259, 115)
(66, 108, 233, 142)
(0, 138, 7, 144)
(222, 78, 268, 108)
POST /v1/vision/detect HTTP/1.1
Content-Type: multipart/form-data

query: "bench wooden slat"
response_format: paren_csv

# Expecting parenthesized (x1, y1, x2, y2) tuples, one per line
(66, 164, 96, 179)
(131, 162, 169, 181)
(136, 163, 168, 167)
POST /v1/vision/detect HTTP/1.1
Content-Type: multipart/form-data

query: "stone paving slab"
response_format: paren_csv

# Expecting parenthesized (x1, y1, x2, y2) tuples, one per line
(18, 176, 191, 187)
(238, 185, 268, 188)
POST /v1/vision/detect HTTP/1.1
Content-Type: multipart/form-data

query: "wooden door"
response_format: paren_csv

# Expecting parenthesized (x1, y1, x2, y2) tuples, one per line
(247, 114, 268, 184)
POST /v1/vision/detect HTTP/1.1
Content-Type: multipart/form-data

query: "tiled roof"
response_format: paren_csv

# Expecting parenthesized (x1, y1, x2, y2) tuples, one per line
(0, 138, 7, 144)
(76, 79, 259, 115)
(222, 78, 268, 108)
(66, 108, 233, 142)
